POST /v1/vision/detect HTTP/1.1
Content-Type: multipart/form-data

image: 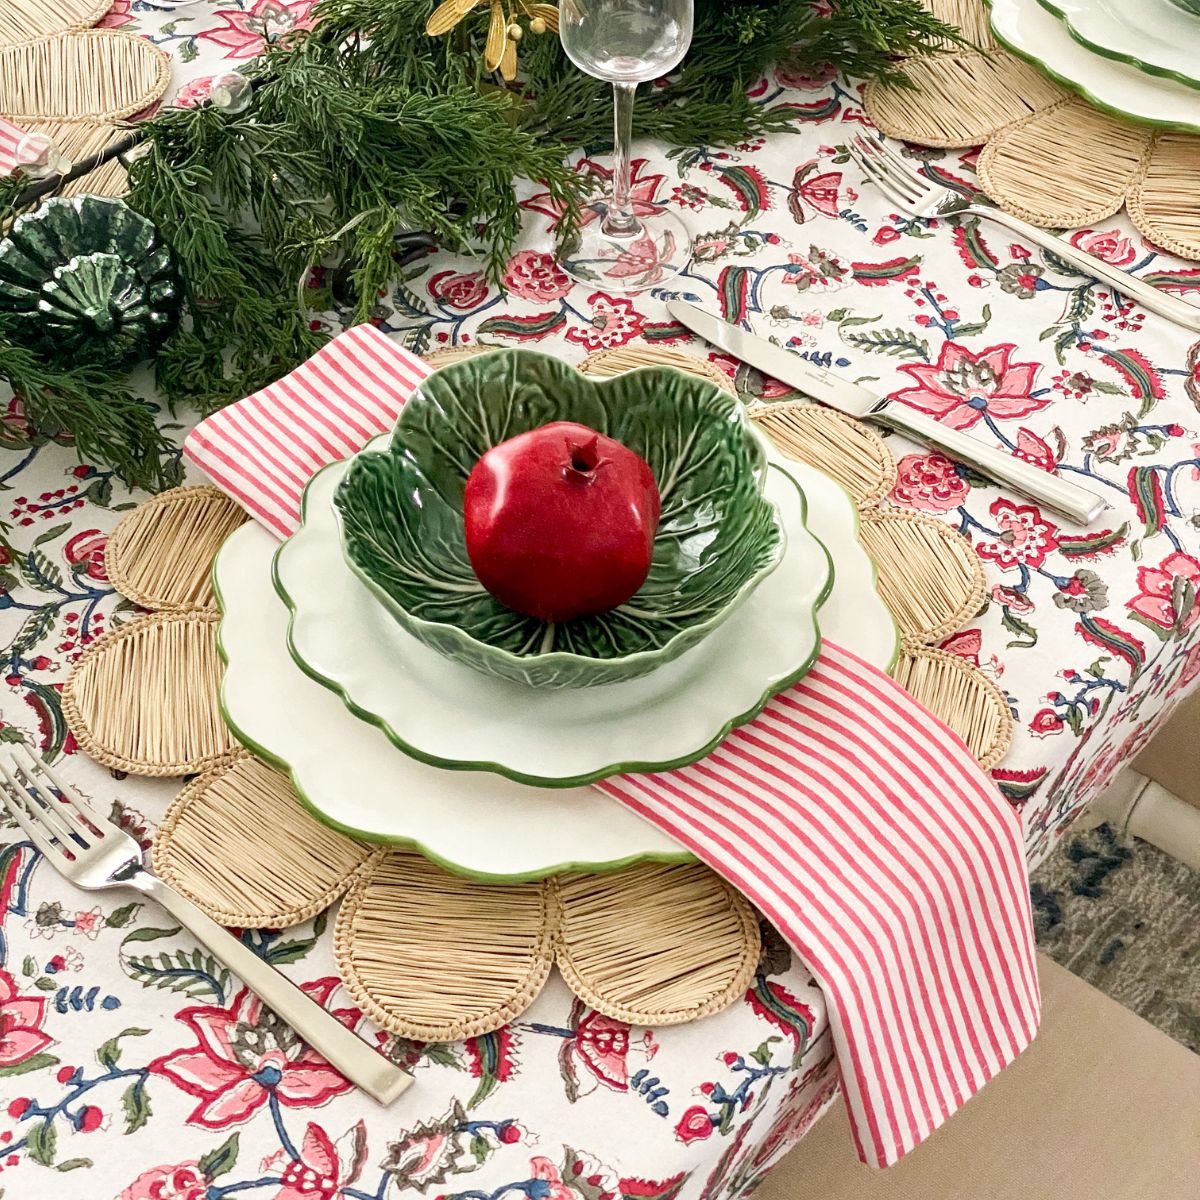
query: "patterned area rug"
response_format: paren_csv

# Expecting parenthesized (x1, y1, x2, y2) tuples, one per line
(1032, 824, 1200, 1054)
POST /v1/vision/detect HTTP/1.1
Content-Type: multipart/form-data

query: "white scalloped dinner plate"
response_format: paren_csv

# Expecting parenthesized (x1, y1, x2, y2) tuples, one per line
(214, 454, 898, 881)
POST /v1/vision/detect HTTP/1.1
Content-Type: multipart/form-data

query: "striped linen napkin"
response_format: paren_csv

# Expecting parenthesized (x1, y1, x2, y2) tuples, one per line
(184, 324, 1040, 1167)
(0, 117, 30, 177)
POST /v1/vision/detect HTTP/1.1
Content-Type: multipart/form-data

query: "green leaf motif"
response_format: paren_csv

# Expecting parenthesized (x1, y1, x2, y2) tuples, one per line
(200, 1133, 240, 1181)
(122, 1079, 152, 1135)
(105, 902, 141, 929)
(56, 1159, 92, 1172)
(334, 350, 785, 688)
(841, 326, 929, 359)
(476, 311, 566, 341)
(26, 1120, 56, 1166)
(0, 1052, 57, 1078)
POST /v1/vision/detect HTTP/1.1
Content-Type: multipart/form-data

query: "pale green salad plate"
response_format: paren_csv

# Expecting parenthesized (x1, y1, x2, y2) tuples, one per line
(277, 442, 830, 788)
(334, 349, 785, 688)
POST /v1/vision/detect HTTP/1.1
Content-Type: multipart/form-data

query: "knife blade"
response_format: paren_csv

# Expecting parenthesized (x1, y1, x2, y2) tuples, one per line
(667, 300, 1106, 527)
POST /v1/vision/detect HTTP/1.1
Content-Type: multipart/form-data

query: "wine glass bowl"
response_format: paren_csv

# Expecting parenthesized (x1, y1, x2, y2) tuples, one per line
(560, 0, 693, 82)
(558, 0, 695, 292)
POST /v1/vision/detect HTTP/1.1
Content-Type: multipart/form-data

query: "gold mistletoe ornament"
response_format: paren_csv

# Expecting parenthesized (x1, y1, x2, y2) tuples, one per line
(426, 0, 560, 81)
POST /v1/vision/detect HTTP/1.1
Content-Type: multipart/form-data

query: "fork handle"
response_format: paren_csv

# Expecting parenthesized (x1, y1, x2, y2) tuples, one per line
(966, 205, 1200, 335)
(131, 874, 412, 1105)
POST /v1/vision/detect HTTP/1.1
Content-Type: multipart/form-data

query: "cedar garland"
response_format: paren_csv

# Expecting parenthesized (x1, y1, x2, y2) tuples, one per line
(0, 0, 957, 490)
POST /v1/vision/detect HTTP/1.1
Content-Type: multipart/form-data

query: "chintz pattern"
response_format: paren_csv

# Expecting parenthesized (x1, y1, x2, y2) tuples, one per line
(2, 2, 1200, 1195)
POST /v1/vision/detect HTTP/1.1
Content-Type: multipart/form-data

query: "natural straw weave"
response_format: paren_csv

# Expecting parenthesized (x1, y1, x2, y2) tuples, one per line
(751, 405, 895, 510)
(153, 751, 380, 927)
(334, 852, 555, 1041)
(894, 646, 1012, 771)
(63, 610, 238, 775)
(1, 30, 169, 121)
(552, 863, 760, 1025)
(107, 486, 247, 612)
(92, 343, 1016, 1039)
(863, 0, 1200, 258)
(977, 99, 1149, 228)
(858, 510, 985, 646)
(0, 0, 111, 46)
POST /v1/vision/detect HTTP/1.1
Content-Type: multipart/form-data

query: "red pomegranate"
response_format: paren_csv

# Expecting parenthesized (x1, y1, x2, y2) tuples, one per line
(463, 421, 660, 623)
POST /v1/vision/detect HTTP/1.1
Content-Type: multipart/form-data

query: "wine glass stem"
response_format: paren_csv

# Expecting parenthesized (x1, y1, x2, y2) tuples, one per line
(602, 82, 640, 239)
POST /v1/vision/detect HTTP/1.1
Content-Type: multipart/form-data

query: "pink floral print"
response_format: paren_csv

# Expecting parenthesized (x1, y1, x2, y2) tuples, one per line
(893, 342, 1045, 430)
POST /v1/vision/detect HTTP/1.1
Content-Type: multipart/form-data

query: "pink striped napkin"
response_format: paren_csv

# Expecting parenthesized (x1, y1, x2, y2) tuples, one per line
(0, 118, 30, 177)
(184, 325, 1039, 1167)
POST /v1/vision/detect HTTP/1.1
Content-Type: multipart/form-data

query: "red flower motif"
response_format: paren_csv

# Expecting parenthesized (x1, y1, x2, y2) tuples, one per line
(97, 0, 133, 27)
(893, 342, 1045, 431)
(0, 968, 51, 1068)
(173, 76, 217, 109)
(149, 982, 356, 1128)
(63, 530, 108, 582)
(565, 293, 645, 351)
(976, 499, 1060, 571)
(119, 1161, 207, 1200)
(890, 451, 969, 513)
(1128, 551, 1200, 633)
(1030, 709, 1064, 737)
(1069, 229, 1136, 267)
(792, 162, 842, 217)
(872, 226, 901, 245)
(1013, 427, 1057, 473)
(429, 270, 489, 311)
(991, 583, 1034, 614)
(674, 1105, 714, 1144)
(572, 1011, 631, 1090)
(940, 629, 982, 667)
(1180, 642, 1200, 688)
(268, 1121, 368, 1200)
(529, 1157, 579, 1200)
(524, 159, 665, 228)
(200, 0, 316, 60)
(603, 231, 678, 286)
(503, 251, 571, 303)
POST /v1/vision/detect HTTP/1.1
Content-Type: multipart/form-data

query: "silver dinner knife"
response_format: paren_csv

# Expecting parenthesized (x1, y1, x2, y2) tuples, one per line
(667, 300, 1107, 527)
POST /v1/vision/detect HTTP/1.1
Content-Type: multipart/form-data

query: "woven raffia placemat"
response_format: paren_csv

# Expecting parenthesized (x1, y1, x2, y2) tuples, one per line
(63, 345, 1011, 1040)
(864, 0, 1200, 259)
(1, 0, 170, 197)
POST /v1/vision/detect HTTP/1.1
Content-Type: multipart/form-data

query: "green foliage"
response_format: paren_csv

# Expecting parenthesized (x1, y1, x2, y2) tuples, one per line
(2, 0, 956, 486)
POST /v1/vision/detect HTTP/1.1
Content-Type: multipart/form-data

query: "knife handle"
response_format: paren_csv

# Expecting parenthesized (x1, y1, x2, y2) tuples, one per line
(874, 405, 1107, 527)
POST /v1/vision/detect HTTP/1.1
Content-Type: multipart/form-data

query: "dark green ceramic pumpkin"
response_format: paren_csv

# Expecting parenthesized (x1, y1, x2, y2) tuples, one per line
(0, 195, 181, 370)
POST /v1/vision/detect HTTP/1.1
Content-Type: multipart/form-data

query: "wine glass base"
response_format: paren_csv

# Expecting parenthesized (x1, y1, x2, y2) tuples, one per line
(559, 202, 692, 294)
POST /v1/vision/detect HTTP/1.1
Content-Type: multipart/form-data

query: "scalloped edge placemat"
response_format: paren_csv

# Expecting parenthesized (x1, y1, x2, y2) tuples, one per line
(64, 342, 1011, 1039)
(1, 4, 171, 199)
(862, 0, 1200, 259)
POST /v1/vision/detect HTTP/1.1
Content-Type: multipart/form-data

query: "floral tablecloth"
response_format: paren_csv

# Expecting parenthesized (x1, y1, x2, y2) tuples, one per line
(4, 3, 1200, 1198)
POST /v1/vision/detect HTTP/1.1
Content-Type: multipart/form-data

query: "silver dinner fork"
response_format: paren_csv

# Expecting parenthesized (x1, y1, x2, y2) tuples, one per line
(0, 740, 411, 1106)
(849, 133, 1200, 335)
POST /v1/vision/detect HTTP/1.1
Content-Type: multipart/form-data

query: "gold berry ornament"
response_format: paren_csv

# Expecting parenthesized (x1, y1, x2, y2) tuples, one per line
(425, 1, 559, 81)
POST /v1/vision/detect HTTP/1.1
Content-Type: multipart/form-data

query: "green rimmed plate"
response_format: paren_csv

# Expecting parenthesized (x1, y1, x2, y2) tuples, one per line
(214, 453, 898, 880)
(1036, 0, 1200, 93)
(334, 349, 785, 688)
(276, 439, 830, 788)
(988, 0, 1200, 133)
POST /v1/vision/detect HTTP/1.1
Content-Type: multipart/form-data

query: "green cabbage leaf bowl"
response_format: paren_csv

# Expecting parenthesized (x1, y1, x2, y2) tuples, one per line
(334, 349, 785, 688)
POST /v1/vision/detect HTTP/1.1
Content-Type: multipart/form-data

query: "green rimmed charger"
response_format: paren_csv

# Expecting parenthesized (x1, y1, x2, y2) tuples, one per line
(1036, 0, 1200, 94)
(214, 450, 897, 880)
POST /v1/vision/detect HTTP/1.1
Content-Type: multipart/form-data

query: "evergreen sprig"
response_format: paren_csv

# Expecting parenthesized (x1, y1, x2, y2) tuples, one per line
(0, 338, 177, 491)
(3, 0, 957, 489)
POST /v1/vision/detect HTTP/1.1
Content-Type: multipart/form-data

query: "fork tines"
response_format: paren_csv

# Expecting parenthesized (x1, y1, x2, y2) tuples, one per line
(0, 741, 105, 856)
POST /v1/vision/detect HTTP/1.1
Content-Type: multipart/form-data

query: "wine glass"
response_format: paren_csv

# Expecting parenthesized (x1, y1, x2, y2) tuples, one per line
(559, 0, 694, 292)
